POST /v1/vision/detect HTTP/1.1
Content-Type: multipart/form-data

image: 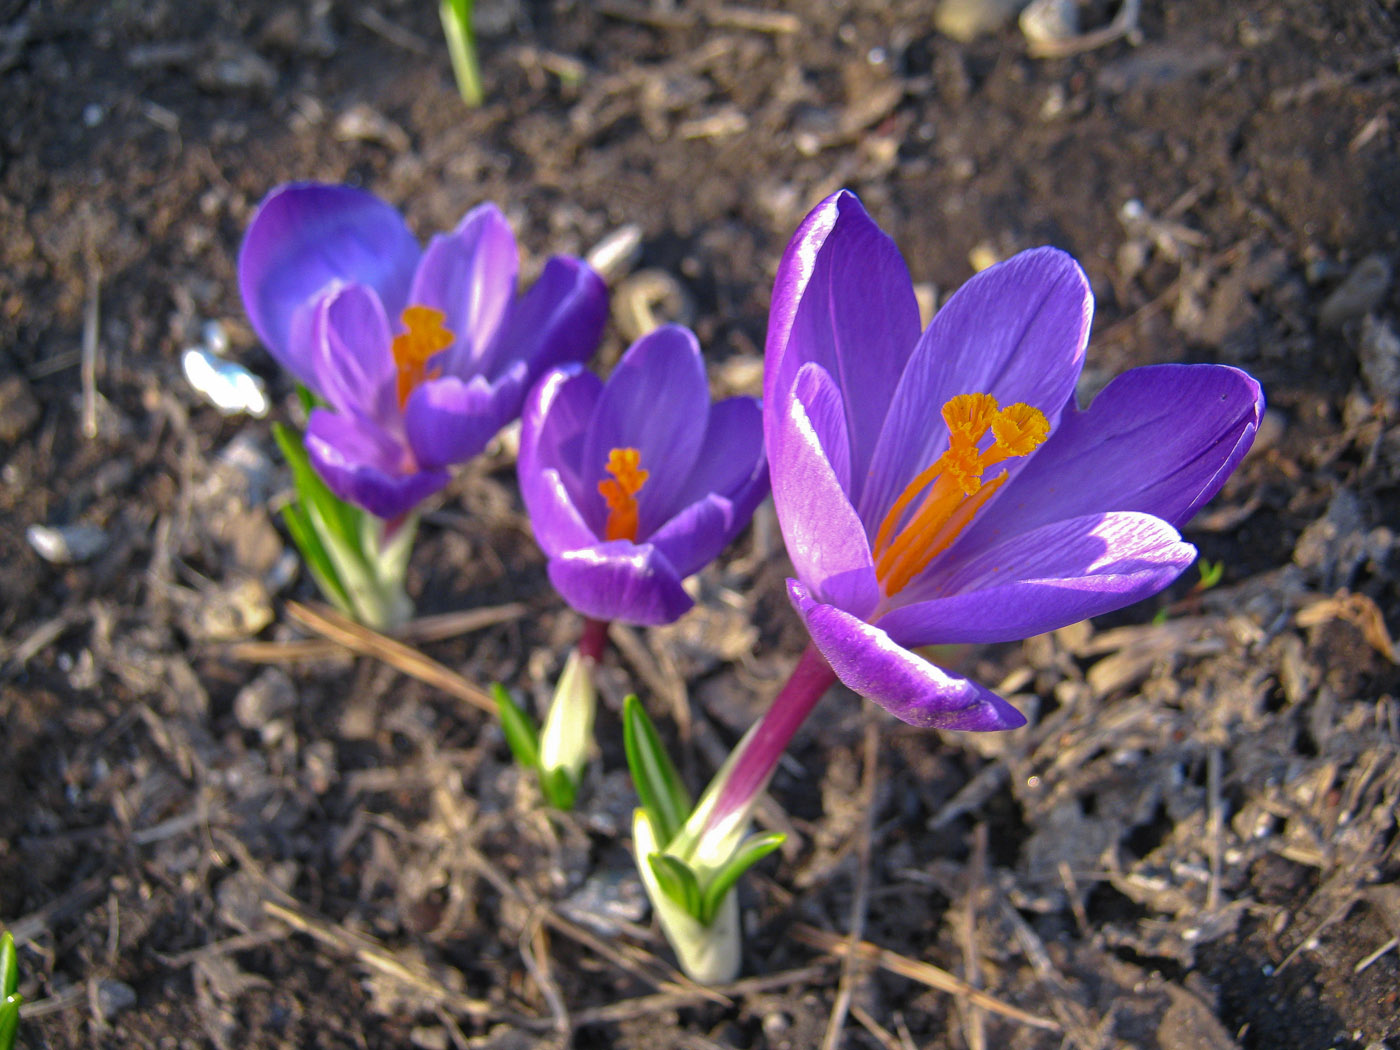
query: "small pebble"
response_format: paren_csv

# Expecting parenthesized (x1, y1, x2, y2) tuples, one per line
(182, 347, 268, 418)
(197, 43, 277, 93)
(585, 224, 643, 284)
(235, 668, 298, 731)
(202, 319, 230, 356)
(935, 0, 1029, 41)
(27, 523, 108, 564)
(1020, 0, 1078, 46)
(1319, 253, 1392, 330)
(96, 979, 137, 1019)
(333, 103, 410, 151)
(1359, 315, 1400, 402)
(189, 578, 275, 641)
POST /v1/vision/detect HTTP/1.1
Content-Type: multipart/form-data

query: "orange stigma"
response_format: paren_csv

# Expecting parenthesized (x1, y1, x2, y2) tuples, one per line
(598, 447, 649, 542)
(872, 394, 1049, 598)
(392, 305, 455, 409)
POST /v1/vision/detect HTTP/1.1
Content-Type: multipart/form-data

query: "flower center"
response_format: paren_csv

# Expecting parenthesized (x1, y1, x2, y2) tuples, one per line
(871, 393, 1049, 598)
(392, 305, 455, 410)
(598, 447, 649, 542)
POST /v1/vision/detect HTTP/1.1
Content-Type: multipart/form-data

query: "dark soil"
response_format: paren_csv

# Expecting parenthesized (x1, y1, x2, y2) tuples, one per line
(3, 0, 1399, 1048)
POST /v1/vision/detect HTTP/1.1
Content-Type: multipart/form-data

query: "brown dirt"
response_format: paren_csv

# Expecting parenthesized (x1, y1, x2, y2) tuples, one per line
(2, 0, 1399, 1048)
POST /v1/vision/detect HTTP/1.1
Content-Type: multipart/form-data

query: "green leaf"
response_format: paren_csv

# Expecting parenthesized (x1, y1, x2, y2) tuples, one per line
(623, 696, 691, 846)
(648, 853, 702, 917)
(294, 383, 321, 417)
(273, 422, 362, 555)
(1197, 558, 1225, 590)
(0, 933, 16, 998)
(0, 1002, 18, 1050)
(699, 832, 784, 925)
(541, 767, 579, 811)
(439, 0, 483, 106)
(1, 932, 20, 1050)
(278, 500, 353, 615)
(492, 684, 541, 771)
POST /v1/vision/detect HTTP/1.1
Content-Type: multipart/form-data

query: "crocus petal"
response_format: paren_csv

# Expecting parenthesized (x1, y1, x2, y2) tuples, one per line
(669, 397, 767, 513)
(410, 203, 519, 377)
(548, 541, 694, 626)
(647, 493, 742, 580)
(789, 580, 1026, 731)
(518, 366, 605, 553)
(954, 364, 1264, 560)
(305, 409, 449, 519)
(764, 191, 921, 503)
(476, 256, 608, 383)
(880, 512, 1196, 644)
(770, 365, 880, 620)
(403, 362, 527, 469)
(307, 283, 397, 425)
(239, 184, 420, 387)
(581, 325, 711, 533)
(860, 247, 1093, 524)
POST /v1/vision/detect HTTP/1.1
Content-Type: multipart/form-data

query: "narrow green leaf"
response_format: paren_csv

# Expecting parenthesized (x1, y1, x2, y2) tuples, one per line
(278, 501, 353, 614)
(542, 767, 579, 811)
(439, 0, 484, 106)
(273, 422, 362, 555)
(294, 383, 320, 417)
(648, 853, 702, 918)
(0, 1002, 18, 1050)
(0, 933, 16, 998)
(623, 696, 691, 846)
(1197, 558, 1224, 589)
(1, 933, 20, 1050)
(492, 684, 541, 771)
(699, 831, 785, 925)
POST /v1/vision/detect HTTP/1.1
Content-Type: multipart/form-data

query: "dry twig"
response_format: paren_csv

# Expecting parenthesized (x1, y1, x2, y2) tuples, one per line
(283, 601, 498, 714)
(792, 925, 1060, 1032)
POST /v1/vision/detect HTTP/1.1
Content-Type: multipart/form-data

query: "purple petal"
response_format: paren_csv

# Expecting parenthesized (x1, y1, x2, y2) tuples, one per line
(518, 366, 603, 555)
(239, 183, 420, 387)
(954, 364, 1264, 559)
(403, 362, 527, 469)
(789, 580, 1026, 731)
(581, 325, 711, 535)
(880, 512, 1196, 644)
(764, 191, 921, 504)
(307, 283, 397, 426)
(548, 541, 694, 626)
(647, 493, 744, 579)
(305, 409, 448, 519)
(606, 399, 768, 579)
(769, 367, 880, 620)
(476, 255, 608, 382)
(860, 247, 1093, 525)
(410, 203, 519, 377)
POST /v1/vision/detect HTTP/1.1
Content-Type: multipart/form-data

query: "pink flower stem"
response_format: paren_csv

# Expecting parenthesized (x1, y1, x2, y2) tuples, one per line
(578, 617, 610, 663)
(705, 644, 836, 831)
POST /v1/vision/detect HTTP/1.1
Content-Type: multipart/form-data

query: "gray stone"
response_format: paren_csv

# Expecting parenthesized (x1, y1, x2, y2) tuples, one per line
(1319, 253, 1392, 330)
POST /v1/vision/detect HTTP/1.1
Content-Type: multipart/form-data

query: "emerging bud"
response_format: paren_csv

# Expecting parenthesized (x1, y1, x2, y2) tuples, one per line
(633, 809, 742, 986)
(538, 648, 597, 802)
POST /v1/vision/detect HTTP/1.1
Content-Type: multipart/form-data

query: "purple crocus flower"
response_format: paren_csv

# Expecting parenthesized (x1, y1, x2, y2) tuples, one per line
(519, 324, 769, 626)
(239, 183, 607, 519)
(764, 191, 1263, 732)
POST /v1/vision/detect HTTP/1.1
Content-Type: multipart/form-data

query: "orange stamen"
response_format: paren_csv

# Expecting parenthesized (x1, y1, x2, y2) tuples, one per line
(872, 394, 1049, 598)
(598, 447, 649, 542)
(393, 305, 455, 409)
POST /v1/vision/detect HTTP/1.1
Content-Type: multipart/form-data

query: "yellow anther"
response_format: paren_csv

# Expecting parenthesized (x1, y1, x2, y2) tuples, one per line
(989, 402, 1050, 459)
(942, 392, 1000, 445)
(598, 447, 649, 542)
(872, 392, 1050, 599)
(393, 305, 455, 409)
